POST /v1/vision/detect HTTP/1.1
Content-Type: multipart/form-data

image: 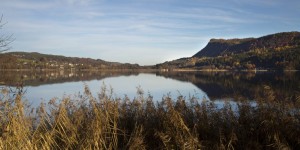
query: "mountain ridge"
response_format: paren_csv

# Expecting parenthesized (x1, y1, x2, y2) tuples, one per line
(157, 31, 300, 70)
(193, 31, 300, 58)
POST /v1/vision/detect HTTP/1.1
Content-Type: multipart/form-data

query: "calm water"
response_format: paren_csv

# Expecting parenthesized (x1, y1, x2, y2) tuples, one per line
(1, 71, 299, 107)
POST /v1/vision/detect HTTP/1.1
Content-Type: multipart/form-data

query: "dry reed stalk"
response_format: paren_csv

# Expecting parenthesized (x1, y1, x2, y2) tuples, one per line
(0, 85, 299, 149)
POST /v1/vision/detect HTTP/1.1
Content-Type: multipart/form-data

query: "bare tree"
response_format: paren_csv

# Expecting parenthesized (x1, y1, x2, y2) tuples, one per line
(0, 15, 14, 52)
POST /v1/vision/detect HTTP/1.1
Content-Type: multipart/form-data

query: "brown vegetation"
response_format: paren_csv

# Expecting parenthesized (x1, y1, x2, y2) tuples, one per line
(0, 85, 299, 149)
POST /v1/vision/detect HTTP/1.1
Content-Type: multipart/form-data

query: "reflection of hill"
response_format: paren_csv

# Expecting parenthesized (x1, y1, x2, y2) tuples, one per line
(156, 71, 300, 101)
(0, 71, 139, 87)
(1, 70, 299, 101)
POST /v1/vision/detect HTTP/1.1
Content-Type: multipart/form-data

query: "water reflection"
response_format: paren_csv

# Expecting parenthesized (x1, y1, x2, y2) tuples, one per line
(0, 70, 139, 86)
(0, 70, 299, 104)
(0, 71, 208, 106)
(156, 71, 300, 101)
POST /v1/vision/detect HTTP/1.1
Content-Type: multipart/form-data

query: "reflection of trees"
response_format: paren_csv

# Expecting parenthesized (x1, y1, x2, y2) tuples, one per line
(0, 70, 139, 87)
(156, 71, 300, 101)
(1, 70, 299, 102)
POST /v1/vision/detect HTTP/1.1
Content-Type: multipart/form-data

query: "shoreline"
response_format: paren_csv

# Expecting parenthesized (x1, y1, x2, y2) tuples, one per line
(160, 68, 300, 72)
(0, 68, 299, 72)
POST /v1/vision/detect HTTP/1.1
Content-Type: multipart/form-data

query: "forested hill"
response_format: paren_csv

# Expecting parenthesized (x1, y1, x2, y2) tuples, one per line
(193, 31, 300, 57)
(0, 52, 140, 70)
(157, 31, 300, 70)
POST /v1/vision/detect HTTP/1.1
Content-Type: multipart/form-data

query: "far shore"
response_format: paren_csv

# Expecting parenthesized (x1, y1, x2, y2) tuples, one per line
(160, 68, 299, 72)
(0, 68, 299, 72)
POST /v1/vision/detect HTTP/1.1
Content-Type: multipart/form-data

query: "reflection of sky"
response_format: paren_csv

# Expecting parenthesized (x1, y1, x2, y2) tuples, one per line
(23, 73, 208, 107)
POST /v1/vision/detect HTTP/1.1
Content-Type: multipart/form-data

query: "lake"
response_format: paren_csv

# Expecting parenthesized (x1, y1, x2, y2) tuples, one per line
(0, 70, 299, 107)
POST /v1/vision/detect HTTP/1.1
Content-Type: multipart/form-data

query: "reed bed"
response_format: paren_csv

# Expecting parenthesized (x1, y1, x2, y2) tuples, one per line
(0, 85, 299, 149)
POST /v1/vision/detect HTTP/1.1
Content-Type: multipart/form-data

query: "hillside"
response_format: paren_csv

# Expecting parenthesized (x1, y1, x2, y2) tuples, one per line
(193, 31, 300, 57)
(0, 52, 140, 70)
(157, 31, 300, 70)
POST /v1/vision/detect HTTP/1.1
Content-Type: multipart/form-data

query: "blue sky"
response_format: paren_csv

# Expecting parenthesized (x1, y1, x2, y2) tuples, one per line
(1, 0, 299, 65)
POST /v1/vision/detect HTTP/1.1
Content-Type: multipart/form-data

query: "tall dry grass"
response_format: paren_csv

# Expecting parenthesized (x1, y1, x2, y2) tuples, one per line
(0, 85, 299, 149)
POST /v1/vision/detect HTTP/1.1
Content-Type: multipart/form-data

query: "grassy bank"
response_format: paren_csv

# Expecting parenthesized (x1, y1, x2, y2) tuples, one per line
(0, 85, 299, 149)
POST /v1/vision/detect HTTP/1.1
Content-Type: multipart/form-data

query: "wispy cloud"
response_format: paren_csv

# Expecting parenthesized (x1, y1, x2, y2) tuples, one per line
(61, 0, 93, 5)
(1, 0, 299, 65)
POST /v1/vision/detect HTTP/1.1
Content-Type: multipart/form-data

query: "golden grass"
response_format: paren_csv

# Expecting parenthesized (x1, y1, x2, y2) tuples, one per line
(0, 85, 299, 149)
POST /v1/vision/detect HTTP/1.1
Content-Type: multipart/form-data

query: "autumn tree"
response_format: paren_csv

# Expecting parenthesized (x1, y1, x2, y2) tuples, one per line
(0, 15, 13, 52)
